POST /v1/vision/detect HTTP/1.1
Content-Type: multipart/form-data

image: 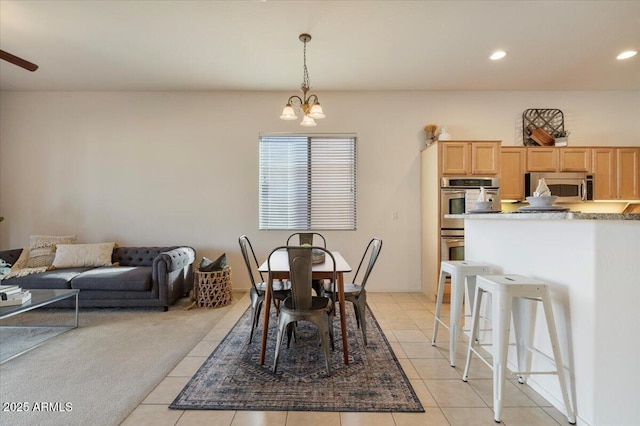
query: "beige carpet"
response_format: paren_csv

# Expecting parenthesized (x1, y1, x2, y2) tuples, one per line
(0, 294, 243, 426)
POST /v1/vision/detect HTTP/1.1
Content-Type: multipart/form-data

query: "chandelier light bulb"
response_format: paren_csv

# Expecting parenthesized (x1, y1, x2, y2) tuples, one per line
(300, 115, 317, 127)
(309, 103, 325, 119)
(280, 104, 297, 120)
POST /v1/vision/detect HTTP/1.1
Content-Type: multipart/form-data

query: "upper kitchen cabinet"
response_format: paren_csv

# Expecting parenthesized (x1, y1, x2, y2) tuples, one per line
(526, 147, 558, 172)
(526, 147, 591, 172)
(500, 147, 526, 200)
(440, 141, 500, 176)
(527, 147, 558, 172)
(440, 142, 469, 175)
(559, 148, 591, 172)
(592, 147, 640, 200)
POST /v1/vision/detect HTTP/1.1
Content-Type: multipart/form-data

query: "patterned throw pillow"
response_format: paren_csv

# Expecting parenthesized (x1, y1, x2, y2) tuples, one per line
(24, 235, 78, 269)
(199, 253, 226, 272)
(4, 247, 49, 279)
(52, 242, 116, 269)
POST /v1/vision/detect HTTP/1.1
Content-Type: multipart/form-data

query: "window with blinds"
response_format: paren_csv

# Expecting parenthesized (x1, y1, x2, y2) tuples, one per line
(259, 135, 357, 230)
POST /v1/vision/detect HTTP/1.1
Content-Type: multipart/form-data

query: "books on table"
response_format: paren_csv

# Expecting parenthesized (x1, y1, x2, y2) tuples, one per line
(0, 284, 21, 294)
(0, 285, 32, 306)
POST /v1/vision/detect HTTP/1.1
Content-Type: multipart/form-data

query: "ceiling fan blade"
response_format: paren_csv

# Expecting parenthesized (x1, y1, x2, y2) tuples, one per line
(0, 49, 38, 72)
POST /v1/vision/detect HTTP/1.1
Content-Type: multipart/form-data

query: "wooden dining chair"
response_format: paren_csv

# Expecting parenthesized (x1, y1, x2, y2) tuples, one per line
(238, 235, 291, 344)
(323, 238, 382, 346)
(269, 245, 335, 376)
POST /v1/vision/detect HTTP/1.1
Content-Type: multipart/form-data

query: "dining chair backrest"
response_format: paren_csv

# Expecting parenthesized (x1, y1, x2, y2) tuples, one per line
(268, 246, 335, 311)
(352, 238, 383, 294)
(286, 232, 327, 248)
(238, 235, 264, 292)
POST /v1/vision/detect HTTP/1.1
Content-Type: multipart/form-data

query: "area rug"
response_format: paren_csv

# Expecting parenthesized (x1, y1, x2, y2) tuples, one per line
(170, 304, 424, 412)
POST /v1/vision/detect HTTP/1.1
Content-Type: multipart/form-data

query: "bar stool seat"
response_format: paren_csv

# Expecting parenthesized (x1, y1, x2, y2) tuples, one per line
(462, 274, 576, 424)
(432, 260, 495, 366)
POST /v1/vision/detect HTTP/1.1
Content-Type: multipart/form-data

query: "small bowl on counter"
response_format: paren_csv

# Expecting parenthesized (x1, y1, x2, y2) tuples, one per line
(473, 201, 493, 210)
(526, 195, 558, 207)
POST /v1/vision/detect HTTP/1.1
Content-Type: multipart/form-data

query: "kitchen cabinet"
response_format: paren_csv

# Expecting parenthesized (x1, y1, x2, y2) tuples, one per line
(559, 148, 591, 172)
(592, 148, 616, 199)
(617, 148, 640, 199)
(440, 142, 469, 175)
(526, 148, 558, 172)
(440, 141, 500, 176)
(592, 147, 640, 200)
(500, 147, 526, 200)
(526, 147, 591, 173)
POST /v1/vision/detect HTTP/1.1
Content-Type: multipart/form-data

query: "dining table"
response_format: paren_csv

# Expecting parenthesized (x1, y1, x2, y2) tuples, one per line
(257, 249, 352, 365)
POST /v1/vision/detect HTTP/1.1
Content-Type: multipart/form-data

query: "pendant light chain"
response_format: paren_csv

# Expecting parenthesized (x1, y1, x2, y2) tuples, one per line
(302, 38, 310, 92)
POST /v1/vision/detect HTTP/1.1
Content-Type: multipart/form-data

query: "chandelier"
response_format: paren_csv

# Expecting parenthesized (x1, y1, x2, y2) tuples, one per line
(280, 33, 325, 127)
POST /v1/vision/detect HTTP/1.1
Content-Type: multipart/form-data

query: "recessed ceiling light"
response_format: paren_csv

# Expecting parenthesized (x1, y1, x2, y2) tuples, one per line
(617, 50, 637, 60)
(490, 50, 507, 61)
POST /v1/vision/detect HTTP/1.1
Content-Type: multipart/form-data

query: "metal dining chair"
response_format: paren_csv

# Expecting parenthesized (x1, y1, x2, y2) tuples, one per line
(286, 232, 327, 248)
(323, 238, 382, 346)
(270, 246, 336, 376)
(286, 232, 327, 295)
(238, 235, 291, 344)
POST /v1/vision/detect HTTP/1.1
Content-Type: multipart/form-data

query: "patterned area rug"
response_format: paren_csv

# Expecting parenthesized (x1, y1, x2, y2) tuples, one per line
(170, 303, 424, 412)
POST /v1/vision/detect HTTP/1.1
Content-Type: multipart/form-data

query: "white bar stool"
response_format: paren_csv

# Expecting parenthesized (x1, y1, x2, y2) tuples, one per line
(462, 274, 576, 424)
(432, 260, 495, 366)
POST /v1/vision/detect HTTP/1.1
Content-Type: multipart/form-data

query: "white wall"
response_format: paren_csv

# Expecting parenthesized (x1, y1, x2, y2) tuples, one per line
(1, 90, 638, 292)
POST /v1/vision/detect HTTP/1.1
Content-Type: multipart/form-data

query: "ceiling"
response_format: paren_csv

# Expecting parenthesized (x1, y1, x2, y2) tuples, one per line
(1, 0, 639, 91)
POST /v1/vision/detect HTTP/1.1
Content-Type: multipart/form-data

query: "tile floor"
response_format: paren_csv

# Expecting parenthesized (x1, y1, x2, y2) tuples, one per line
(121, 292, 568, 426)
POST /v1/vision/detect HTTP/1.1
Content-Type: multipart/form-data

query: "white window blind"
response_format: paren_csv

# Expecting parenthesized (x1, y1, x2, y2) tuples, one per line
(259, 135, 356, 230)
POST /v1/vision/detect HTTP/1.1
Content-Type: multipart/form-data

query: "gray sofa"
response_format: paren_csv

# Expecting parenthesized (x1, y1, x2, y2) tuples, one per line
(0, 246, 195, 311)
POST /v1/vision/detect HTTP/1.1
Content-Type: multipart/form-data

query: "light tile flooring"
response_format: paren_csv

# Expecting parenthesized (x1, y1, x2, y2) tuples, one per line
(121, 292, 568, 426)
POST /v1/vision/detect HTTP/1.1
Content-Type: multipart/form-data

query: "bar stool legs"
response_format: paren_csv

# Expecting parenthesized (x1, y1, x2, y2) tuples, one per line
(462, 275, 576, 424)
(432, 261, 494, 367)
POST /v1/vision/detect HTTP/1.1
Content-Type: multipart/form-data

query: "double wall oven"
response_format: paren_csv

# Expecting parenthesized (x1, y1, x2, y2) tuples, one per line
(440, 177, 500, 262)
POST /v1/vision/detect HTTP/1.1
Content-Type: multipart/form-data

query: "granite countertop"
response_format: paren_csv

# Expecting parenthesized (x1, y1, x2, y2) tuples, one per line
(447, 212, 640, 220)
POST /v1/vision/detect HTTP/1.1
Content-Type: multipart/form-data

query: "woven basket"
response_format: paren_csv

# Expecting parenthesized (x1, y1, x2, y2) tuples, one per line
(193, 265, 232, 308)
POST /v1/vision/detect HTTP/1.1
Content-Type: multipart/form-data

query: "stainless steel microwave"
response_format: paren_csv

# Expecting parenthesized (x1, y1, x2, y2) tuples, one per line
(525, 172, 594, 203)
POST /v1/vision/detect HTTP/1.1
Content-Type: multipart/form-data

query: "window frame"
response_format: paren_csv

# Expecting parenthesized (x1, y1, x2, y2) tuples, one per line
(258, 133, 357, 231)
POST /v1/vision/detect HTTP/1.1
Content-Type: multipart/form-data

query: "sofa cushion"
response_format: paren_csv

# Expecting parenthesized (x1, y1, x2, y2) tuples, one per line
(53, 242, 116, 269)
(71, 266, 152, 292)
(4, 268, 91, 289)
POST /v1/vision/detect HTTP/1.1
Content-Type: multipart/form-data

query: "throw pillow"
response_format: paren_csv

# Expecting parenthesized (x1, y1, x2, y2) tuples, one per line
(25, 234, 78, 269)
(4, 247, 49, 279)
(52, 242, 116, 269)
(199, 253, 226, 272)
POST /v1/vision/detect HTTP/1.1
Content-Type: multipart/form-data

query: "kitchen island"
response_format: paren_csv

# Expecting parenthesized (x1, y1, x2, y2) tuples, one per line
(450, 212, 639, 426)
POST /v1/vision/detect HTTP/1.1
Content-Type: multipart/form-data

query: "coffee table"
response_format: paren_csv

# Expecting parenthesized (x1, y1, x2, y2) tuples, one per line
(0, 289, 79, 363)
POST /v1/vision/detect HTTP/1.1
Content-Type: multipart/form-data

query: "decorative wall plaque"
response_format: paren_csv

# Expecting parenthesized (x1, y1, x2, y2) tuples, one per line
(522, 109, 564, 146)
